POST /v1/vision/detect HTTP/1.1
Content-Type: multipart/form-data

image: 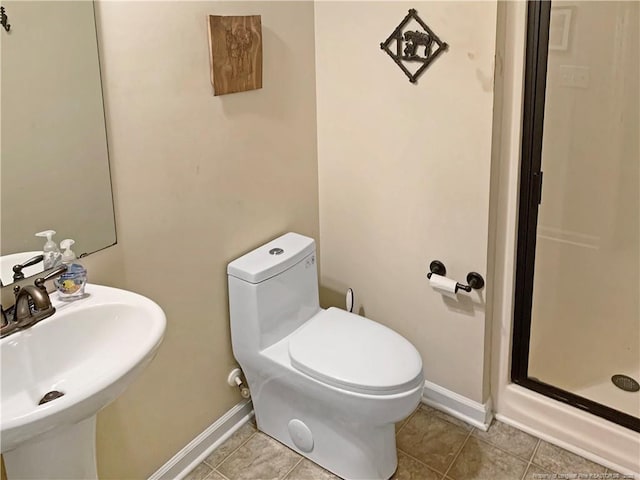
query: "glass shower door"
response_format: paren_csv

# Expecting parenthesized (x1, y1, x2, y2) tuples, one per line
(513, 0, 639, 431)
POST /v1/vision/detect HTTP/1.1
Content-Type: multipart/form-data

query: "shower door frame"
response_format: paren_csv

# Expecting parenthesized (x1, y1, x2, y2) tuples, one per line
(511, 0, 640, 433)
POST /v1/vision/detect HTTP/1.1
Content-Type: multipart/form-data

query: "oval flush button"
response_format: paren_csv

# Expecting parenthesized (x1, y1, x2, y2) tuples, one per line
(269, 248, 284, 255)
(288, 419, 313, 452)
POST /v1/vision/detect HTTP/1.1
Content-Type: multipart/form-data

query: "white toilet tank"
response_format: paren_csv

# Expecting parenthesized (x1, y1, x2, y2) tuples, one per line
(227, 233, 321, 357)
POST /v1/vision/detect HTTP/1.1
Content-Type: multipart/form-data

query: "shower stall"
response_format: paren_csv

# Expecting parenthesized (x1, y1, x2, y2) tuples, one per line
(512, 0, 639, 433)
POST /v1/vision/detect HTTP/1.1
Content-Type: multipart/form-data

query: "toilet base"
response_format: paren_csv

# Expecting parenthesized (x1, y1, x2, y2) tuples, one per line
(255, 398, 398, 480)
(243, 348, 422, 480)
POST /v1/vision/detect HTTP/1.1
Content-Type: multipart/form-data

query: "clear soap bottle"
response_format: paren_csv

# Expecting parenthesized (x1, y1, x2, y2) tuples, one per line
(54, 239, 88, 301)
(35, 230, 62, 269)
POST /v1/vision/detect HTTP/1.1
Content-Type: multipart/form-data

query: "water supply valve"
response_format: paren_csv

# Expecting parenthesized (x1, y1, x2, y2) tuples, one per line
(227, 368, 250, 399)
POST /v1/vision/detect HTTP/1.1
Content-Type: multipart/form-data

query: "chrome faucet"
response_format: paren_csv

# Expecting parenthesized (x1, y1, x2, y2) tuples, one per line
(1, 265, 68, 338)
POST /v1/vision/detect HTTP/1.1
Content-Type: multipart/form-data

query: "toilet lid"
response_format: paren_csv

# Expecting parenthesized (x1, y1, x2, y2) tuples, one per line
(288, 308, 423, 395)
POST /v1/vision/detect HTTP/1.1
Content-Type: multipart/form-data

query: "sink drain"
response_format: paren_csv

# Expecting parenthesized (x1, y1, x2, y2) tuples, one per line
(38, 390, 65, 405)
(611, 374, 640, 392)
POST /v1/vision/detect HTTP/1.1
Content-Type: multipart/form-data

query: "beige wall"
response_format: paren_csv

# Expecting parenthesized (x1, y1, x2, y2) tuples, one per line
(3, 0, 639, 477)
(529, 1, 639, 416)
(315, 1, 497, 403)
(85, 2, 318, 478)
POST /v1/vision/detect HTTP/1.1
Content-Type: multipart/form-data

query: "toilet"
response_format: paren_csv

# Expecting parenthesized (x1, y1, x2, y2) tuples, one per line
(227, 232, 424, 480)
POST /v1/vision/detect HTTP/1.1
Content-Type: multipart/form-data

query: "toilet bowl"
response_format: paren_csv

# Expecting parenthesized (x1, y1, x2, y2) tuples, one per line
(227, 233, 424, 480)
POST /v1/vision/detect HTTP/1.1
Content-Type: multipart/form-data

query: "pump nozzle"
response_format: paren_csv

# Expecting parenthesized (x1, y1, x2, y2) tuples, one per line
(35, 230, 56, 243)
(60, 239, 77, 264)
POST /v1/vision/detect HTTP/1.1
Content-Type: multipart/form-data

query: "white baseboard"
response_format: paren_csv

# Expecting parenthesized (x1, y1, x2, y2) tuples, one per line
(148, 399, 254, 480)
(421, 380, 493, 431)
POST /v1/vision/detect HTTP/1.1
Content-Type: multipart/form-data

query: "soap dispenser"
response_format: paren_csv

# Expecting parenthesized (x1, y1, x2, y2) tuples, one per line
(35, 230, 62, 269)
(54, 239, 87, 301)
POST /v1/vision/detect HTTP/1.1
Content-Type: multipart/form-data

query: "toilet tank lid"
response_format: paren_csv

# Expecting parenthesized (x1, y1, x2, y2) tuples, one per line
(227, 232, 316, 284)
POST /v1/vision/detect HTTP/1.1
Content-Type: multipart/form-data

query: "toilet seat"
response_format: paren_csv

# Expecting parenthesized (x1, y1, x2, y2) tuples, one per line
(288, 307, 423, 395)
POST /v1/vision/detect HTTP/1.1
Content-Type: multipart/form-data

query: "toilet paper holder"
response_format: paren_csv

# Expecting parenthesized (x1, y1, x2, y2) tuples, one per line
(427, 260, 485, 292)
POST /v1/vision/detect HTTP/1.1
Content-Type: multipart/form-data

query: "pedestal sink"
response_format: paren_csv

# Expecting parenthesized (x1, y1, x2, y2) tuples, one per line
(1, 284, 166, 479)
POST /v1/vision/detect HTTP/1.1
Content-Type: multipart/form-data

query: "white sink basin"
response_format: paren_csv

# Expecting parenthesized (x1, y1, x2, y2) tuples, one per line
(0, 283, 166, 479)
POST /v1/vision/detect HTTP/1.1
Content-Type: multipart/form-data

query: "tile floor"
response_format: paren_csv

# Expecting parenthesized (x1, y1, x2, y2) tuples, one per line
(185, 404, 628, 480)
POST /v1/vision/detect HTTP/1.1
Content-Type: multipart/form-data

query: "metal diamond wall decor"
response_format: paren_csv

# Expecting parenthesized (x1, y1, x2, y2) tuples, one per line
(380, 9, 448, 84)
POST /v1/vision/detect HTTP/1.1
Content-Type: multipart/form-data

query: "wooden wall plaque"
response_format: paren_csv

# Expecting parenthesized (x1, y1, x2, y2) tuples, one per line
(208, 15, 263, 96)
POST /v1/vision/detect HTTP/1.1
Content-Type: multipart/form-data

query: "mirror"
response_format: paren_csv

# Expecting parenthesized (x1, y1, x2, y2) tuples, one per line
(0, 1, 116, 285)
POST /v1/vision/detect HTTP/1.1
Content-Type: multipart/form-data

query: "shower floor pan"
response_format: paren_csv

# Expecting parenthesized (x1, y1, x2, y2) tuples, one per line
(573, 370, 640, 418)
